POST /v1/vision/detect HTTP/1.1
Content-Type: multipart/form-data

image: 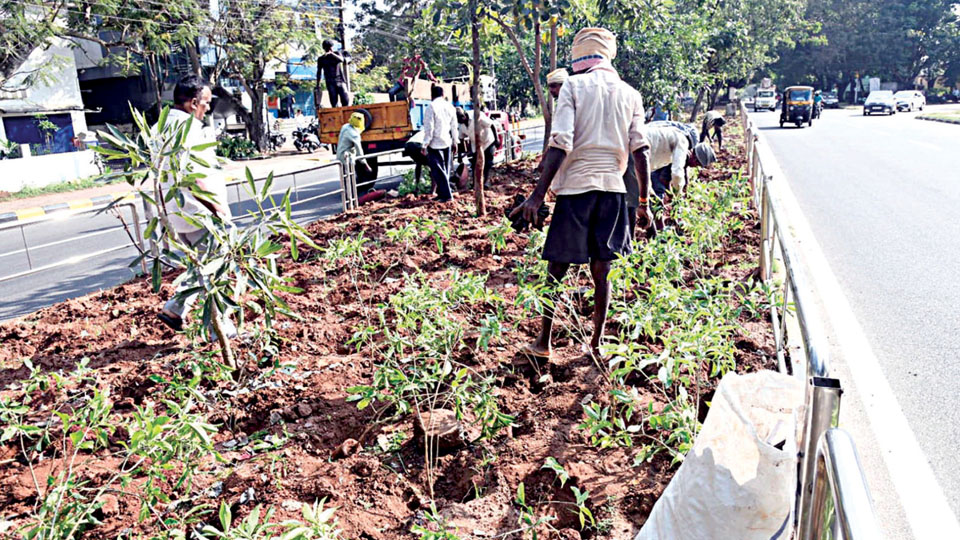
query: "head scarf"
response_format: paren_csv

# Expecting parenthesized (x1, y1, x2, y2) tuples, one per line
(571, 27, 617, 73)
(546, 68, 569, 85)
(694, 142, 717, 167)
(348, 112, 365, 133)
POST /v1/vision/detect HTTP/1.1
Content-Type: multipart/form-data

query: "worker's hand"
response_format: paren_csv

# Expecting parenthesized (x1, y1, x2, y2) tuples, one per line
(421, 147, 428, 156)
(509, 192, 544, 225)
(636, 205, 654, 233)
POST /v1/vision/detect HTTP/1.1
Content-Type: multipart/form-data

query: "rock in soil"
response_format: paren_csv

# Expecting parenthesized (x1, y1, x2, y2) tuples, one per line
(333, 438, 360, 459)
(413, 409, 465, 451)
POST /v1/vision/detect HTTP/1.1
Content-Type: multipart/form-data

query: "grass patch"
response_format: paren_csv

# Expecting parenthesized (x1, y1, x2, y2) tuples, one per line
(0, 177, 118, 202)
(919, 112, 960, 123)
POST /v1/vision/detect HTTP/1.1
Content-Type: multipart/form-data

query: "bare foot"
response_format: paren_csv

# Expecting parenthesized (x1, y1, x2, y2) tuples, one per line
(522, 341, 551, 359)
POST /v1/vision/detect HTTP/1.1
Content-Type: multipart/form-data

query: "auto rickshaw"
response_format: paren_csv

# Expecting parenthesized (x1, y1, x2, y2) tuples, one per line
(780, 86, 814, 128)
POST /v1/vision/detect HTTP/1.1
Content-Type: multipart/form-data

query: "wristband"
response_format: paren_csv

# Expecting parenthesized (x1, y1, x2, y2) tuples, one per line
(638, 197, 649, 204)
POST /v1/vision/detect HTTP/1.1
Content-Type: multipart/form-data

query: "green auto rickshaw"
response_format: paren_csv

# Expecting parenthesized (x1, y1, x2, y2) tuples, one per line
(780, 86, 814, 128)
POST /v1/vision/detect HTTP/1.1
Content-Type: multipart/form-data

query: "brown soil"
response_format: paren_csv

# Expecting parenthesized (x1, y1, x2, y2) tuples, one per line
(0, 117, 774, 539)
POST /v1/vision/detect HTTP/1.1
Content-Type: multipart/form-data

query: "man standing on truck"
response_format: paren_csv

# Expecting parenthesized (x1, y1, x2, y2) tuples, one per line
(511, 27, 651, 361)
(421, 84, 459, 203)
(318, 39, 350, 108)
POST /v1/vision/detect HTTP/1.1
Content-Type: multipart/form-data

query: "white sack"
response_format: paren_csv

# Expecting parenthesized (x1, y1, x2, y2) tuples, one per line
(635, 370, 805, 540)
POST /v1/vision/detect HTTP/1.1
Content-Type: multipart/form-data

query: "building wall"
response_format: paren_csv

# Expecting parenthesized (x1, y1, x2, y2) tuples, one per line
(0, 40, 88, 154)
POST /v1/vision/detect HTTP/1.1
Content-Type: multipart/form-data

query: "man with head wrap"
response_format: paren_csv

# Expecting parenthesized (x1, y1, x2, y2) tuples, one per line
(546, 68, 569, 99)
(644, 122, 715, 201)
(337, 112, 374, 192)
(511, 27, 652, 361)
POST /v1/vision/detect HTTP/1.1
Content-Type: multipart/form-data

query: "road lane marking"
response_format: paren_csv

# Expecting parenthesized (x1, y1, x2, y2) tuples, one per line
(775, 167, 960, 540)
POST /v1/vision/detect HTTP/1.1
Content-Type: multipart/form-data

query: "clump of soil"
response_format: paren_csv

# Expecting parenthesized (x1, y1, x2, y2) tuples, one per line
(0, 117, 771, 539)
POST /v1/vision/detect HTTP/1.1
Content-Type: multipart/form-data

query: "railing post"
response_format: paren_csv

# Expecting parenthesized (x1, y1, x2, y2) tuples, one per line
(759, 185, 771, 279)
(20, 226, 33, 270)
(810, 429, 884, 540)
(798, 377, 843, 540)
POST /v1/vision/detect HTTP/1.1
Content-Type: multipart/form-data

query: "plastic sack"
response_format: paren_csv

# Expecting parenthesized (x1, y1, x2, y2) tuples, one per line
(635, 370, 805, 540)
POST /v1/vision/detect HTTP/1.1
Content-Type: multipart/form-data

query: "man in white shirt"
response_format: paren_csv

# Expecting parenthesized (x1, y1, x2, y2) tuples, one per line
(458, 105, 501, 187)
(511, 27, 651, 361)
(644, 121, 715, 200)
(156, 75, 236, 339)
(420, 84, 459, 202)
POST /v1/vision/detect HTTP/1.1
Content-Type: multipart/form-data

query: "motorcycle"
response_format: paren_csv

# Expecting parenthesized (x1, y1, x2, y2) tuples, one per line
(292, 119, 321, 153)
(267, 131, 286, 152)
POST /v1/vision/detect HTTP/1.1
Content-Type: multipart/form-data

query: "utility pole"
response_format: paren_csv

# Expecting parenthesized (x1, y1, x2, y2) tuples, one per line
(337, 0, 351, 93)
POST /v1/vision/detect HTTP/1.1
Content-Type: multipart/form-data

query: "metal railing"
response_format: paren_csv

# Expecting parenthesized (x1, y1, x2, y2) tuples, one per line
(0, 199, 145, 284)
(739, 102, 881, 539)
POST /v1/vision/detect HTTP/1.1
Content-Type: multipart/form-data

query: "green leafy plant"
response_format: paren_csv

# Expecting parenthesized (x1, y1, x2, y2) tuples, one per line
(486, 217, 512, 254)
(397, 169, 431, 196)
(216, 134, 260, 160)
(95, 106, 318, 371)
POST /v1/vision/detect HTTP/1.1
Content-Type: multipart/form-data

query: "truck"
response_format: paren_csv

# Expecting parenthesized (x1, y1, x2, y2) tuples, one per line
(316, 77, 523, 188)
(754, 79, 777, 112)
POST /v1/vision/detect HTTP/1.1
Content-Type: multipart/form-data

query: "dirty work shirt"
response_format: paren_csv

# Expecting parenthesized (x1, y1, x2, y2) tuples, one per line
(421, 97, 458, 150)
(466, 112, 498, 152)
(644, 123, 691, 192)
(159, 109, 230, 234)
(547, 68, 648, 195)
(336, 123, 364, 165)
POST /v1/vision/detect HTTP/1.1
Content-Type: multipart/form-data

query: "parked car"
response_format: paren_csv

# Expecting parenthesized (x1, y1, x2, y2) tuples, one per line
(821, 91, 840, 108)
(894, 90, 925, 112)
(863, 91, 896, 116)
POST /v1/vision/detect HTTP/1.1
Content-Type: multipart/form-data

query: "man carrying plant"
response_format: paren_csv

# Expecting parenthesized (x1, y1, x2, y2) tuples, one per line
(511, 27, 652, 361)
(156, 75, 237, 340)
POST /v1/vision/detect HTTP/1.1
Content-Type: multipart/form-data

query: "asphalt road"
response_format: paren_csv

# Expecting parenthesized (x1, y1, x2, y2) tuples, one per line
(750, 104, 960, 529)
(0, 126, 546, 321)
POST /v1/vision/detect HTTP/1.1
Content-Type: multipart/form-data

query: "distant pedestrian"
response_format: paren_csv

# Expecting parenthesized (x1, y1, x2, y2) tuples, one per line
(318, 39, 350, 108)
(421, 84, 458, 202)
(459, 105, 501, 188)
(294, 108, 306, 130)
(700, 109, 726, 149)
(156, 75, 236, 340)
(401, 130, 429, 187)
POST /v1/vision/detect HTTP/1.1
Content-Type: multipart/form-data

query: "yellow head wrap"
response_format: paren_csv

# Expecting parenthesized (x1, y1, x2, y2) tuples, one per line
(348, 112, 365, 133)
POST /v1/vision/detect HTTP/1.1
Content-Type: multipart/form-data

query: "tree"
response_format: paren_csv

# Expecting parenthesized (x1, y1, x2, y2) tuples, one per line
(205, 0, 325, 151)
(1, 0, 204, 96)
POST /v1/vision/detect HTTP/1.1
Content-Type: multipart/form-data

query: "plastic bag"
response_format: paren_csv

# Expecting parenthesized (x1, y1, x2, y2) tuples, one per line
(635, 370, 804, 540)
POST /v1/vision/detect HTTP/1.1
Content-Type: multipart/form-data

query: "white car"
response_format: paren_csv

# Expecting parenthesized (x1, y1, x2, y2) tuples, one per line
(863, 91, 896, 116)
(894, 90, 926, 112)
(754, 89, 777, 111)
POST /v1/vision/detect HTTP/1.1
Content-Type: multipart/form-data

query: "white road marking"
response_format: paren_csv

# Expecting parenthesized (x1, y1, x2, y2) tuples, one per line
(774, 166, 960, 539)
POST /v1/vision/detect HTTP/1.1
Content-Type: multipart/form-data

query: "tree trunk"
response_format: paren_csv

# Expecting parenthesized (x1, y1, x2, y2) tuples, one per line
(186, 42, 202, 77)
(689, 86, 707, 123)
(248, 87, 267, 151)
(545, 18, 558, 140)
(471, 1, 486, 217)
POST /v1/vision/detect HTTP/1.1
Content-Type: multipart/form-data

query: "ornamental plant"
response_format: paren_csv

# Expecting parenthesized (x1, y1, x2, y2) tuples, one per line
(95, 106, 317, 371)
